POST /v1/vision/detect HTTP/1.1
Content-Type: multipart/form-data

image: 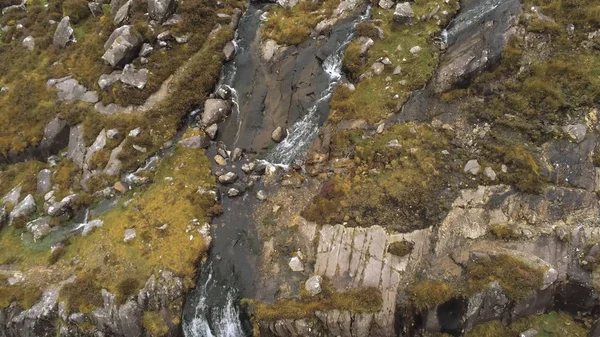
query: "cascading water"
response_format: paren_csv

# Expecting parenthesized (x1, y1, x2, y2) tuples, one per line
(264, 6, 371, 166)
(182, 5, 371, 337)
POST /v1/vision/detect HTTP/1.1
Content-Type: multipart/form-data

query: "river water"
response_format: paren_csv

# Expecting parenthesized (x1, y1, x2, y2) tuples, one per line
(182, 3, 370, 336)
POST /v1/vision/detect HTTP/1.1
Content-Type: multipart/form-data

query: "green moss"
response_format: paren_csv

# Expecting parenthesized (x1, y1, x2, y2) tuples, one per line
(387, 240, 414, 257)
(60, 272, 104, 313)
(251, 278, 382, 321)
(62, 0, 91, 24)
(466, 254, 545, 301)
(143, 311, 169, 337)
(465, 312, 589, 337)
(489, 224, 521, 241)
(409, 280, 458, 311)
(0, 285, 43, 309)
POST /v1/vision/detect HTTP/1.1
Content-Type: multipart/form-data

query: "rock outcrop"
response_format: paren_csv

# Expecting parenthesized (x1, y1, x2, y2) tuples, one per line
(102, 25, 142, 68)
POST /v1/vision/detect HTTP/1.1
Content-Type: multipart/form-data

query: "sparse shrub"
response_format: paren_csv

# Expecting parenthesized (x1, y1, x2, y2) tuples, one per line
(341, 41, 362, 80)
(387, 240, 414, 257)
(0, 285, 43, 309)
(88, 149, 111, 170)
(489, 224, 521, 241)
(48, 246, 66, 265)
(143, 311, 169, 337)
(355, 22, 380, 40)
(410, 280, 458, 311)
(117, 277, 140, 303)
(11, 216, 28, 229)
(62, 0, 91, 24)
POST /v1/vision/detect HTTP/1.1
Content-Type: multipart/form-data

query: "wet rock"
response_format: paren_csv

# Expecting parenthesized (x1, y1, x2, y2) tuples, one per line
(148, 0, 176, 23)
(124, 228, 136, 242)
(98, 71, 122, 90)
(218, 172, 238, 184)
(114, 0, 131, 26)
(271, 126, 287, 142)
(231, 148, 243, 162)
(88, 2, 103, 17)
(26, 217, 52, 241)
(223, 40, 236, 61)
(9, 194, 36, 222)
(22, 35, 35, 50)
(120, 64, 148, 89)
(180, 134, 210, 149)
(483, 167, 496, 181)
(261, 39, 285, 62)
(393, 2, 414, 25)
(227, 188, 240, 197)
(371, 62, 384, 75)
(464, 159, 481, 175)
(562, 124, 587, 143)
(204, 124, 219, 140)
(2, 185, 21, 206)
(378, 0, 394, 10)
(289, 256, 304, 272)
(257, 190, 267, 201)
(202, 99, 231, 126)
(241, 162, 255, 174)
(102, 25, 142, 68)
(114, 181, 128, 193)
(53, 16, 75, 48)
(305, 275, 323, 296)
(214, 154, 227, 166)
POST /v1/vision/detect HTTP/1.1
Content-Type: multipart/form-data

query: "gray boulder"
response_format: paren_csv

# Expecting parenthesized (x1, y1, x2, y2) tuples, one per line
(68, 124, 86, 168)
(393, 3, 414, 25)
(9, 194, 36, 223)
(464, 159, 481, 175)
(26, 217, 52, 241)
(231, 148, 243, 162)
(201, 99, 231, 126)
(114, 0, 131, 26)
(98, 71, 122, 89)
(205, 124, 218, 139)
(102, 25, 142, 68)
(179, 135, 210, 149)
(288, 256, 304, 272)
(148, 0, 176, 23)
(223, 40, 236, 61)
(379, 0, 394, 10)
(305, 275, 322, 296)
(53, 16, 75, 48)
(39, 118, 70, 157)
(88, 2, 103, 17)
(562, 124, 587, 143)
(139, 43, 153, 57)
(218, 172, 238, 184)
(120, 64, 148, 89)
(37, 169, 52, 194)
(47, 194, 77, 217)
(22, 36, 35, 50)
(2, 185, 21, 206)
(271, 126, 287, 142)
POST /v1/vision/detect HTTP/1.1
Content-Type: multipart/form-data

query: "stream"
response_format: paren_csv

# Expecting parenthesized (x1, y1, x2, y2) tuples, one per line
(181, 3, 371, 336)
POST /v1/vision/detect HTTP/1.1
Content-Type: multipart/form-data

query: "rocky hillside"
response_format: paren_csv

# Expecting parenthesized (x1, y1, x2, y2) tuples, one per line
(1, 0, 600, 335)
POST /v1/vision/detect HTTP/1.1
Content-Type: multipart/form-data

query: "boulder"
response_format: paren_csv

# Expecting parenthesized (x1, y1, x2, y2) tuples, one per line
(88, 2, 103, 17)
(9, 194, 36, 223)
(139, 43, 153, 57)
(257, 190, 267, 201)
(227, 188, 240, 197)
(120, 64, 148, 89)
(483, 167, 496, 180)
(356, 36, 374, 56)
(562, 124, 587, 143)
(102, 25, 142, 68)
(98, 71, 122, 90)
(26, 217, 52, 241)
(2, 185, 22, 206)
(148, 0, 176, 23)
(231, 148, 243, 162)
(214, 154, 227, 166)
(464, 159, 481, 175)
(53, 16, 75, 48)
(68, 124, 86, 168)
(218, 172, 238, 184)
(179, 135, 210, 149)
(393, 3, 414, 25)
(47, 194, 77, 217)
(39, 118, 70, 156)
(223, 40, 236, 61)
(22, 36, 35, 50)
(378, 0, 394, 10)
(271, 126, 287, 142)
(241, 162, 255, 174)
(113, 0, 131, 26)
(205, 124, 218, 139)
(37, 169, 52, 194)
(371, 62, 384, 75)
(305, 275, 322, 296)
(288, 256, 304, 272)
(201, 99, 231, 126)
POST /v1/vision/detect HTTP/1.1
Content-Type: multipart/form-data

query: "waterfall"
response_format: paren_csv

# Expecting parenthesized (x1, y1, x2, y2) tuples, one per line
(264, 6, 371, 166)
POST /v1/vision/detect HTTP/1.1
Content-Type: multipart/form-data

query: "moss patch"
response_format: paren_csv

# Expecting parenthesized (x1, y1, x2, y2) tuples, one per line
(465, 311, 589, 337)
(409, 280, 458, 311)
(387, 240, 414, 257)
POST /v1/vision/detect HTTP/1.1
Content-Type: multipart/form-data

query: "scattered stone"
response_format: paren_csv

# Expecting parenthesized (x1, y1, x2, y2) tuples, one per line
(175, 34, 191, 44)
(123, 228, 136, 242)
(2, 185, 22, 206)
(483, 167, 497, 181)
(381, 57, 392, 65)
(231, 148, 243, 162)
(410, 45, 422, 54)
(114, 181, 128, 193)
(102, 25, 141, 67)
(393, 2, 414, 25)
(218, 172, 238, 184)
(139, 43, 153, 57)
(241, 162, 255, 174)
(148, 0, 176, 23)
(464, 159, 481, 175)
(227, 188, 240, 197)
(387, 139, 401, 148)
(120, 64, 148, 89)
(48, 194, 77, 217)
(288, 256, 304, 272)
(562, 124, 587, 143)
(519, 329, 539, 337)
(22, 36, 35, 50)
(98, 71, 122, 90)
(257, 190, 267, 201)
(214, 154, 227, 166)
(378, 0, 394, 10)
(371, 62, 384, 75)
(9, 194, 36, 223)
(376, 123, 385, 134)
(179, 135, 210, 149)
(163, 13, 182, 26)
(157, 30, 172, 41)
(305, 275, 322, 296)
(129, 127, 141, 137)
(271, 126, 287, 142)
(393, 66, 402, 75)
(356, 36, 374, 56)
(114, 0, 131, 26)
(106, 129, 120, 139)
(133, 144, 147, 153)
(223, 40, 236, 61)
(53, 16, 75, 49)
(202, 99, 231, 126)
